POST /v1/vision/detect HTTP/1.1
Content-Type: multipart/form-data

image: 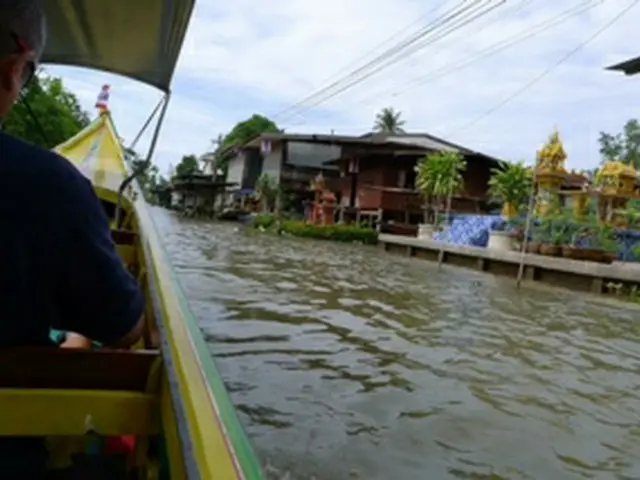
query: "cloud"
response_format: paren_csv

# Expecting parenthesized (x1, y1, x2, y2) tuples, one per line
(47, 0, 640, 173)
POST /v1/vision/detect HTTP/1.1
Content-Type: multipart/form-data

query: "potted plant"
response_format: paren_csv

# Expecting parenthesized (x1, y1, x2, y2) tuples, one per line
(526, 222, 543, 253)
(561, 227, 582, 260)
(566, 214, 618, 263)
(544, 228, 569, 256)
(506, 214, 526, 251)
(488, 160, 533, 218)
(537, 213, 558, 255)
(415, 151, 467, 239)
(539, 240, 561, 256)
(537, 202, 577, 256)
(590, 222, 618, 264)
(561, 212, 588, 259)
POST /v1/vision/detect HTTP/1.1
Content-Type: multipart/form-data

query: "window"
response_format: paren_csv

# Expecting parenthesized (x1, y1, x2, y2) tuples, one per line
(397, 170, 407, 188)
(406, 168, 417, 189)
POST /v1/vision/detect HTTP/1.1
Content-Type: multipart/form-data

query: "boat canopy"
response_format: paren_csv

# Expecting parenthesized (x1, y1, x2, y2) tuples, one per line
(41, 0, 196, 92)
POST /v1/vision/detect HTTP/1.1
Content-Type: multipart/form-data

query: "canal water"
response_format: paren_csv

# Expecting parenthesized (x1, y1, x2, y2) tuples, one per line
(153, 208, 640, 480)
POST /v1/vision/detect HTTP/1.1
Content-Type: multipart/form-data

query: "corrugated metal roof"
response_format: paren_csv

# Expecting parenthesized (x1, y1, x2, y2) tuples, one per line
(385, 135, 460, 153)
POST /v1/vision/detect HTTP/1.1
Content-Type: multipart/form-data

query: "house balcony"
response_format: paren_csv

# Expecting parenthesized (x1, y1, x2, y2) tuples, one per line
(356, 185, 423, 211)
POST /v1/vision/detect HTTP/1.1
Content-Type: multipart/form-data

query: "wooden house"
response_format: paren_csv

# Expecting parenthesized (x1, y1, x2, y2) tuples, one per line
(327, 132, 502, 232)
(222, 131, 502, 225)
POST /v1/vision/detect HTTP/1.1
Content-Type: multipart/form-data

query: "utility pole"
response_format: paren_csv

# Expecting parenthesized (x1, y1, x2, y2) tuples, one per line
(211, 135, 222, 152)
(203, 134, 223, 175)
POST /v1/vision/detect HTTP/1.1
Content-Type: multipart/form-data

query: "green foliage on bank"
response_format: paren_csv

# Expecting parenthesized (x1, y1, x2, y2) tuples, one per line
(253, 214, 278, 229)
(4, 73, 90, 149)
(280, 221, 379, 244)
(252, 215, 378, 245)
(208, 115, 282, 175)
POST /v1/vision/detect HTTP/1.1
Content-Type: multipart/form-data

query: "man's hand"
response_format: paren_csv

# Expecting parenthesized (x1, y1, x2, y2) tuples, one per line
(60, 332, 93, 349)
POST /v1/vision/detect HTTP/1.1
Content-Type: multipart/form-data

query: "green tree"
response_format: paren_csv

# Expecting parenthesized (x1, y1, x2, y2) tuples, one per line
(221, 114, 281, 150)
(215, 115, 281, 173)
(415, 151, 467, 225)
(373, 107, 405, 134)
(175, 154, 200, 176)
(598, 119, 640, 169)
(3, 72, 90, 149)
(488, 161, 533, 214)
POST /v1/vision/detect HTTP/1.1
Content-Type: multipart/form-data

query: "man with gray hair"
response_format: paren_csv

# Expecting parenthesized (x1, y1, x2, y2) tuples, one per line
(1, 1, 146, 477)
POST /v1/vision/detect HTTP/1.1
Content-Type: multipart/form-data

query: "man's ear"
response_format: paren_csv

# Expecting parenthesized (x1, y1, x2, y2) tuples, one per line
(0, 56, 21, 93)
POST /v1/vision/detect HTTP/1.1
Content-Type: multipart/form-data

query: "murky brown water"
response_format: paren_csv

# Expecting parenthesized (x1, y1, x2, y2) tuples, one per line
(153, 208, 640, 480)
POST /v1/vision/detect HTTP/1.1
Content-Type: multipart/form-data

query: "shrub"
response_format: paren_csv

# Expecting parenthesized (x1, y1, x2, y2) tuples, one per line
(252, 214, 277, 229)
(488, 160, 533, 212)
(251, 217, 378, 244)
(279, 221, 377, 244)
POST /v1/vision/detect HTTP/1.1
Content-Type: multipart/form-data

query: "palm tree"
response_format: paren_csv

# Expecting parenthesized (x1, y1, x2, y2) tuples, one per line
(373, 107, 406, 134)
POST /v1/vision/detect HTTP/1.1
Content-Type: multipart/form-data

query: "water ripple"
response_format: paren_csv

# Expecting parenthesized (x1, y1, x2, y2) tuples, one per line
(153, 208, 640, 480)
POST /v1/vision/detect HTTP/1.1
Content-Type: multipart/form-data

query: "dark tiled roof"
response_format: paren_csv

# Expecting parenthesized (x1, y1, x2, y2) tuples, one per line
(242, 131, 502, 163)
(243, 132, 379, 148)
(355, 131, 502, 163)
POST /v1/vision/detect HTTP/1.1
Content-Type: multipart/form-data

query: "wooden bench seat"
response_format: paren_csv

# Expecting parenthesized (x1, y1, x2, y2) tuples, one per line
(0, 349, 161, 436)
(0, 348, 159, 391)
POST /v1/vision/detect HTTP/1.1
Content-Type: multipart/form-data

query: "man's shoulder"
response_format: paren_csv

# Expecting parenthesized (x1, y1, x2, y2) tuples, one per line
(0, 132, 92, 196)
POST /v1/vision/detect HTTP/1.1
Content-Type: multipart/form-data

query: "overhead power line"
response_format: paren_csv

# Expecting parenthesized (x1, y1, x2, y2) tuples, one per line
(312, 0, 452, 88)
(446, 0, 639, 136)
(277, 0, 504, 122)
(308, 0, 605, 114)
(391, 0, 605, 98)
(272, 0, 478, 119)
(273, 0, 505, 122)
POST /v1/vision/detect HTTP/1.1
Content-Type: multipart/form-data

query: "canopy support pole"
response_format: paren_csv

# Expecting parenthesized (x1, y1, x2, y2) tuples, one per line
(128, 96, 166, 152)
(115, 92, 172, 229)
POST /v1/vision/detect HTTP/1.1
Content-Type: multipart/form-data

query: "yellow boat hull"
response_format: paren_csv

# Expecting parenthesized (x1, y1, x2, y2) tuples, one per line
(0, 113, 262, 479)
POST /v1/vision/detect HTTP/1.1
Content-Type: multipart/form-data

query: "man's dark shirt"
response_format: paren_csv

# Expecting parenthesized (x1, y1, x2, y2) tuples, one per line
(0, 131, 145, 476)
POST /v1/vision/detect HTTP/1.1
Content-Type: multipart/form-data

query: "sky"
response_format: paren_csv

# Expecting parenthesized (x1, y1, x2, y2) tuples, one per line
(47, 0, 640, 176)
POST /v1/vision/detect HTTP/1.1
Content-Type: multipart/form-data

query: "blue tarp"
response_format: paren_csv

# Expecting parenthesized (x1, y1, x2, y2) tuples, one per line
(433, 215, 505, 247)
